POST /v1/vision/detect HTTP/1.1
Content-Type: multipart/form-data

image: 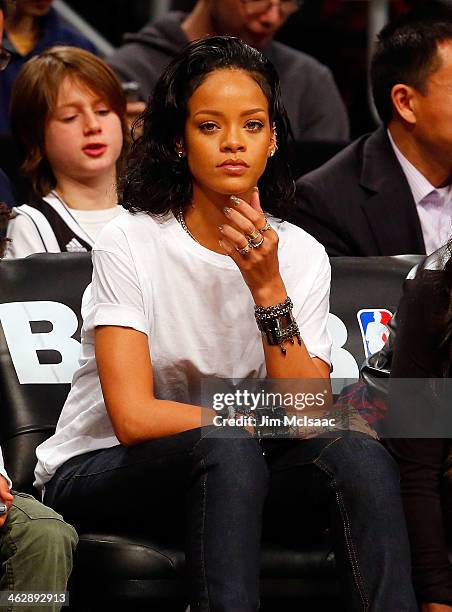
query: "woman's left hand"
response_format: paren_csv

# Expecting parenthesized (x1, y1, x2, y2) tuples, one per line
(219, 189, 287, 306)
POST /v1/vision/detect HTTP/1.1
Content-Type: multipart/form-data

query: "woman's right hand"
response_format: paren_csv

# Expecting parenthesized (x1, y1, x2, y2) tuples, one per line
(218, 190, 287, 307)
(421, 604, 452, 611)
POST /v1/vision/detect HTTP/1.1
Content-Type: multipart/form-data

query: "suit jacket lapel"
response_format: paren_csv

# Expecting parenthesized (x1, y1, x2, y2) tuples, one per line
(359, 127, 426, 255)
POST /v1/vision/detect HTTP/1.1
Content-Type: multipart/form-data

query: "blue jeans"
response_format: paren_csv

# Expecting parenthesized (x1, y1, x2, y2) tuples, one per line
(44, 427, 417, 611)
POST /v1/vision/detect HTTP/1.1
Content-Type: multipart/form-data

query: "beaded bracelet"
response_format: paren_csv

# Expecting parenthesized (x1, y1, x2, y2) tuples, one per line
(254, 296, 293, 321)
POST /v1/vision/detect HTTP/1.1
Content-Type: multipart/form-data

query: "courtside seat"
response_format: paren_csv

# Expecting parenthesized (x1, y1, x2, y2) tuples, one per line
(0, 252, 422, 610)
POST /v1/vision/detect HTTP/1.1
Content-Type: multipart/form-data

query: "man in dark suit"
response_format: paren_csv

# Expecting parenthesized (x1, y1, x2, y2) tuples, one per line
(291, 2, 452, 257)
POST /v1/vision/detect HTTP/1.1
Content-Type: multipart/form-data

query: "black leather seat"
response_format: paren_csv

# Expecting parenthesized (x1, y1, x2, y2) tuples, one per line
(0, 252, 422, 609)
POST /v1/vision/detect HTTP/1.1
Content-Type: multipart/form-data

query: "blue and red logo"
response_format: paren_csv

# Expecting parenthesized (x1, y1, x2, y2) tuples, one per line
(357, 309, 393, 358)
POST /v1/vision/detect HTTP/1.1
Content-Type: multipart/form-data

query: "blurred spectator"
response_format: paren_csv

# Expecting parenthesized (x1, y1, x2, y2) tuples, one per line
(0, 446, 78, 612)
(0, 0, 97, 134)
(0, 167, 14, 207)
(5, 46, 127, 258)
(0, 7, 78, 608)
(107, 0, 350, 143)
(386, 241, 452, 611)
(0, 200, 10, 251)
(276, 0, 433, 138)
(290, 2, 452, 257)
(0, 0, 14, 244)
(67, 0, 151, 48)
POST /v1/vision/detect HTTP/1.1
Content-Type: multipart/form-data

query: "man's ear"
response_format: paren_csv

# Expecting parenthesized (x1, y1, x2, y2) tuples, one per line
(391, 84, 418, 125)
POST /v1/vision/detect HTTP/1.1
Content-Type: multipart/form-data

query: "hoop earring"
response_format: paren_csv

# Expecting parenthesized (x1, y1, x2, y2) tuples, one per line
(176, 140, 185, 159)
(269, 124, 278, 158)
(269, 146, 277, 158)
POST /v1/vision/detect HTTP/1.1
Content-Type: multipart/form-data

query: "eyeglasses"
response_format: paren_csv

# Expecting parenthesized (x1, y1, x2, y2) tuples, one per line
(240, 0, 303, 17)
(0, 48, 11, 71)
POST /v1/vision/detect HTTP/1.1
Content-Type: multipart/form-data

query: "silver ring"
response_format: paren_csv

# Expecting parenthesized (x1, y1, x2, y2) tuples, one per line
(251, 236, 264, 249)
(236, 243, 251, 256)
(259, 219, 271, 232)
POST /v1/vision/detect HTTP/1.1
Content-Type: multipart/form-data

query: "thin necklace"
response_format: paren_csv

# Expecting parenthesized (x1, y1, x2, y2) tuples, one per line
(177, 206, 199, 244)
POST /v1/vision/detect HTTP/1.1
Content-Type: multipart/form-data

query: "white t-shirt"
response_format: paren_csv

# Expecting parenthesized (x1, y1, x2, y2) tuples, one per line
(34, 211, 332, 491)
(5, 193, 122, 259)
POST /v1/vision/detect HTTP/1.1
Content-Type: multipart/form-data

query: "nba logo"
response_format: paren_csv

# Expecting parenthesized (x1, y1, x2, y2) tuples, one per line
(357, 309, 393, 358)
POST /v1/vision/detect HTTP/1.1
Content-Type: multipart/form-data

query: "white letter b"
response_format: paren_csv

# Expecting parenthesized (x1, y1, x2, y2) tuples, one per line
(0, 301, 81, 384)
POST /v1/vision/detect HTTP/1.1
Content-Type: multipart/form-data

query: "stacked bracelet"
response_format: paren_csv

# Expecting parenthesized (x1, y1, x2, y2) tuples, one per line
(254, 296, 302, 355)
(254, 296, 293, 320)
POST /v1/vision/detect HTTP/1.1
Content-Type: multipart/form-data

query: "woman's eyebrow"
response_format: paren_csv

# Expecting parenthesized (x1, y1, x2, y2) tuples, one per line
(193, 108, 266, 118)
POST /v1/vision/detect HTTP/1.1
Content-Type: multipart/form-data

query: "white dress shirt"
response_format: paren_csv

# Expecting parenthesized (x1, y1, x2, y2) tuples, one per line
(388, 129, 452, 255)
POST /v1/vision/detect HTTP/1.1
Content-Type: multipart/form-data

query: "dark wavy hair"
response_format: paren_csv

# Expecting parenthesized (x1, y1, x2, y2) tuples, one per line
(120, 36, 294, 219)
(0, 0, 15, 18)
(0, 203, 11, 259)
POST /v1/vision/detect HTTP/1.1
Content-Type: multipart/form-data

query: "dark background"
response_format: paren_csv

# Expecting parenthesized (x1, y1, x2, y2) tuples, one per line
(67, 0, 433, 139)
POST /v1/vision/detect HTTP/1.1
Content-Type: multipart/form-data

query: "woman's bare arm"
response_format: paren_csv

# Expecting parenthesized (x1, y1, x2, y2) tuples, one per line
(95, 325, 214, 446)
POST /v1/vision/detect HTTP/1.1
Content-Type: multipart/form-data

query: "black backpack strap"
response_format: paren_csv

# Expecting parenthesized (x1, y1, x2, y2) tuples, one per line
(26, 198, 92, 252)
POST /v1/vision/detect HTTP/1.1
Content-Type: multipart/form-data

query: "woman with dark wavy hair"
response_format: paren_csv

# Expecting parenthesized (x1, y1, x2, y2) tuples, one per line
(120, 31, 294, 220)
(35, 36, 416, 611)
(387, 243, 452, 612)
